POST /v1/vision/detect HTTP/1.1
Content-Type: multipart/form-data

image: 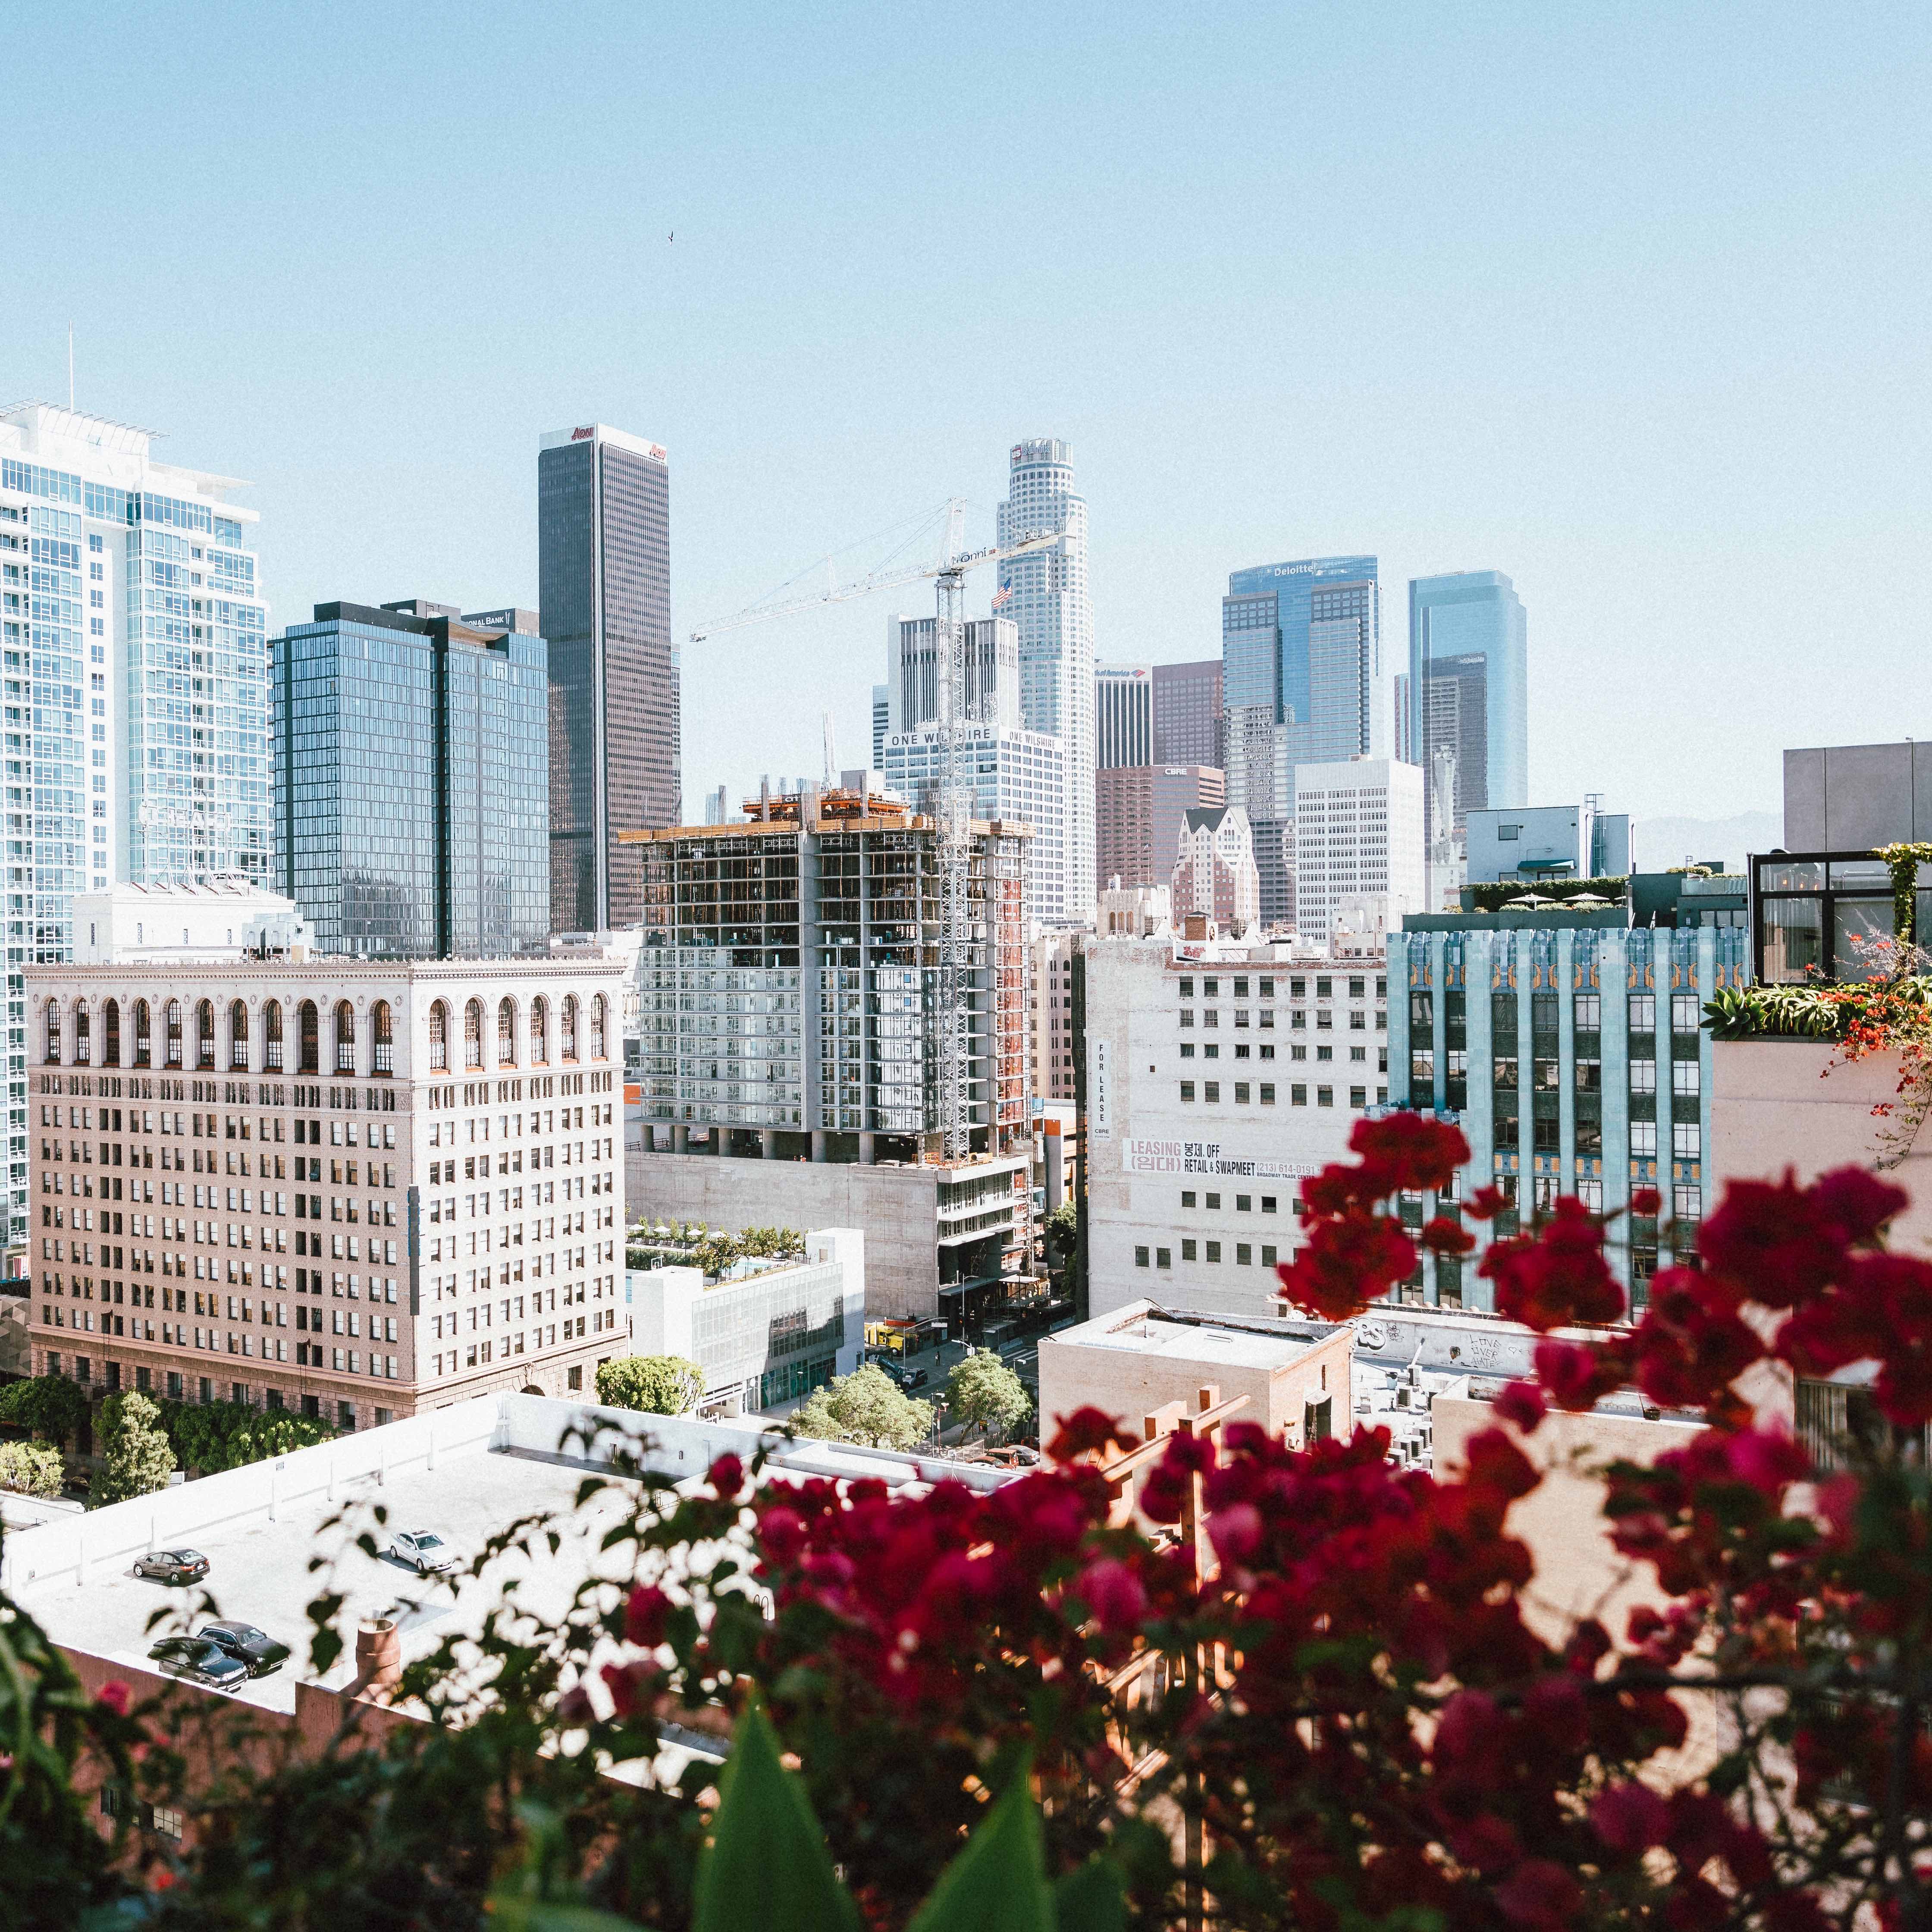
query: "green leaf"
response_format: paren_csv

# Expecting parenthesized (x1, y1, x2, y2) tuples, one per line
(1054, 1856, 1128, 1932)
(693, 1700, 860, 1932)
(905, 1772, 1054, 1932)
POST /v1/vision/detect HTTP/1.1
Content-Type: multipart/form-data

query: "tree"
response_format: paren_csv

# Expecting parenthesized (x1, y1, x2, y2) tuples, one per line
(944, 1349, 1031, 1440)
(154, 1396, 333, 1474)
(595, 1355, 704, 1415)
(692, 1234, 740, 1279)
(92, 1392, 174, 1505)
(790, 1364, 934, 1449)
(0, 1440, 63, 1497)
(0, 1372, 89, 1448)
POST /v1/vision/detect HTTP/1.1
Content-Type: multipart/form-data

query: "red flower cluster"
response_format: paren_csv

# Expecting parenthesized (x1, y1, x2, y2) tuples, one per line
(1276, 1113, 1468, 1317)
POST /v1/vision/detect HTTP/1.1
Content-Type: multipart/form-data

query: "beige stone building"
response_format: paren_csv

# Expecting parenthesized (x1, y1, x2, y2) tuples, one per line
(26, 957, 627, 1429)
(1039, 1299, 1352, 1451)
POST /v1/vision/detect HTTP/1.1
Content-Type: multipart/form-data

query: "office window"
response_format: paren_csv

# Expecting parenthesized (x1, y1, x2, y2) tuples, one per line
(1180, 1082, 1195, 1102)
(1259, 1082, 1276, 1103)
(1350, 1086, 1367, 1108)
(1235, 1193, 1251, 1211)
(1498, 824, 1521, 840)
(1671, 993, 1701, 1031)
(1156, 1247, 1171, 1269)
(1178, 976, 1194, 997)
(1672, 1121, 1701, 1159)
(1203, 978, 1219, 996)
(1629, 994, 1656, 1032)
(1261, 1245, 1278, 1267)
(1180, 1042, 1196, 1059)
(1630, 1059, 1657, 1095)
(1261, 1195, 1277, 1213)
(1574, 993, 1601, 1029)
(1630, 1120, 1659, 1157)
(1205, 1241, 1222, 1263)
(1234, 1082, 1251, 1103)
(1236, 1243, 1252, 1265)
(1181, 1189, 1196, 1208)
(1205, 1192, 1221, 1210)
(1292, 1083, 1308, 1105)
(1674, 1184, 1703, 1221)
(1182, 1239, 1198, 1261)
(1672, 1060, 1700, 1097)
(1317, 1085, 1334, 1107)
(1204, 1082, 1220, 1102)
(1135, 1246, 1150, 1268)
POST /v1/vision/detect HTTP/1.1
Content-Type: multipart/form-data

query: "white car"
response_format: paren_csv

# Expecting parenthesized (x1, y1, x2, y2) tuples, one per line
(391, 1529, 458, 1576)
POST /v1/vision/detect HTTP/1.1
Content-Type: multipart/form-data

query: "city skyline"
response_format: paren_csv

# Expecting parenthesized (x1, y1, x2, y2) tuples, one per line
(9, 6, 1917, 834)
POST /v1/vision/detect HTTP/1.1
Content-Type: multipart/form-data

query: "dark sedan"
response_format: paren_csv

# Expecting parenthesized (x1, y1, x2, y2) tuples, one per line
(133, 1549, 209, 1585)
(197, 1622, 291, 1678)
(147, 1636, 248, 1691)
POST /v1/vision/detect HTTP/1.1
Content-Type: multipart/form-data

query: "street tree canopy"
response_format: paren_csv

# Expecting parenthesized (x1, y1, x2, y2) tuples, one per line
(790, 1364, 933, 1449)
(944, 1348, 1032, 1437)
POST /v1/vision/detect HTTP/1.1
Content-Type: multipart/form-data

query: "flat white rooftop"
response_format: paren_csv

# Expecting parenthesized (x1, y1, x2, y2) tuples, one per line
(1047, 1301, 1338, 1372)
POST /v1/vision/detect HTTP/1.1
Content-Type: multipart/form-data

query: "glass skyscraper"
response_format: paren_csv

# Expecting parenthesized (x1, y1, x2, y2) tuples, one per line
(997, 438, 1093, 926)
(1220, 555, 1381, 929)
(1406, 570, 1527, 889)
(539, 423, 677, 933)
(0, 402, 269, 1245)
(270, 601, 549, 957)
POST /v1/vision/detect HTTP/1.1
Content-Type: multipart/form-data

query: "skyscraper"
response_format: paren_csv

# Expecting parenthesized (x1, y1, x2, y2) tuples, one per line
(997, 439, 1094, 926)
(1220, 555, 1381, 929)
(538, 423, 676, 933)
(270, 601, 550, 957)
(887, 615, 1019, 733)
(1406, 571, 1527, 900)
(1096, 765, 1224, 897)
(871, 684, 889, 772)
(0, 402, 270, 1246)
(1095, 664, 1152, 768)
(1152, 658, 1223, 767)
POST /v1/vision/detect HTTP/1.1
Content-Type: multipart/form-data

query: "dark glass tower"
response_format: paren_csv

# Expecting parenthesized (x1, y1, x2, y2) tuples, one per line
(269, 601, 550, 957)
(539, 423, 677, 932)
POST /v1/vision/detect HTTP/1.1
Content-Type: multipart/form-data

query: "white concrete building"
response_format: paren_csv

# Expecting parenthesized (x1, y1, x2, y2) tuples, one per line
(72, 881, 312, 965)
(25, 955, 627, 1428)
(1290, 756, 1425, 944)
(882, 724, 1066, 928)
(628, 1226, 865, 1417)
(1098, 881, 1169, 938)
(1085, 932, 1389, 1321)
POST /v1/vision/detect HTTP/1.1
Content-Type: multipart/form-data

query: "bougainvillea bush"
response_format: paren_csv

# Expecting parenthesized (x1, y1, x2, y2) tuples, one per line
(9, 1114, 1932, 1929)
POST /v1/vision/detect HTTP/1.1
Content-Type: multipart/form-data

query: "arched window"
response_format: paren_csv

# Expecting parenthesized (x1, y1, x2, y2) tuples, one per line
(44, 999, 61, 1065)
(530, 996, 549, 1064)
(196, 1000, 215, 1070)
(429, 1000, 449, 1073)
(561, 995, 578, 1061)
(464, 999, 483, 1070)
(334, 1001, 356, 1075)
(264, 1000, 283, 1072)
(497, 997, 517, 1066)
(103, 999, 121, 1068)
(132, 999, 151, 1068)
(229, 1000, 250, 1072)
(165, 1001, 183, 1069)
(373, 1000, 394, 1074)
(590, 993, 607, 1060)
(74, 1000, 92, 1066)
(298, 1001, 319, 1075)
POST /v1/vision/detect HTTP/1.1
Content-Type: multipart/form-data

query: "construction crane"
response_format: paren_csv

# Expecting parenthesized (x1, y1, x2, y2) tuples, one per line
(688, 502, 1060, 1161)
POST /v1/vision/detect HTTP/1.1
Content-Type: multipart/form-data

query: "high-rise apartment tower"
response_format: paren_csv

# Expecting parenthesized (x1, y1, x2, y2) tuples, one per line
(538, 424, 676, 933)
(0, 403, 270, 1249)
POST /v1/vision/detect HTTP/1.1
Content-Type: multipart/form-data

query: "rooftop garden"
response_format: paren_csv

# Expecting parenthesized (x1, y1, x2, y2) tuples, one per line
(1462, 874, 1629, 913)
(626, 1220, 807, 1283)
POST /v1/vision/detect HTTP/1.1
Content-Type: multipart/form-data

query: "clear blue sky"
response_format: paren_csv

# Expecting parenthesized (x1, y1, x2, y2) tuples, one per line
(10, 1, 1927, 827)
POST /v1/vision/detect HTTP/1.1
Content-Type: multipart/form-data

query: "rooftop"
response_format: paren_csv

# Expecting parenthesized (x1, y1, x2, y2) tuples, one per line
(1045, 1300, 1340, 1371)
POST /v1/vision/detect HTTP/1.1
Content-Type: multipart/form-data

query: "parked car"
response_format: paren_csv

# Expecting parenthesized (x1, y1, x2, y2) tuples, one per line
(390, 1529, 458, 1576)
(133, 1548, 209, 1586)
(877, 1359, 929, 1391)
(197, 1621, 292, 1678)
(147, 1636, 248, 1690)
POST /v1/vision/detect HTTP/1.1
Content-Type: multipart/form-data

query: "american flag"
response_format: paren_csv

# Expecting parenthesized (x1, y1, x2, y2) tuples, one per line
(991, 584, 1013, 611)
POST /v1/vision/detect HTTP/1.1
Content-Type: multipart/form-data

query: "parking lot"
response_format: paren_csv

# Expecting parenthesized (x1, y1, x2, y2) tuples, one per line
(17, 1449, 693, 1723)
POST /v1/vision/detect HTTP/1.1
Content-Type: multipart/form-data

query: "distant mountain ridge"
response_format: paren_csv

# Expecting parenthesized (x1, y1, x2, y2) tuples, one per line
(1630, 811, 1781, 875)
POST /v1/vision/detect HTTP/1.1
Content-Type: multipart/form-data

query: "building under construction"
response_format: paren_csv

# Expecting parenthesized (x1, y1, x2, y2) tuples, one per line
(626, 786, 1031, 1166)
